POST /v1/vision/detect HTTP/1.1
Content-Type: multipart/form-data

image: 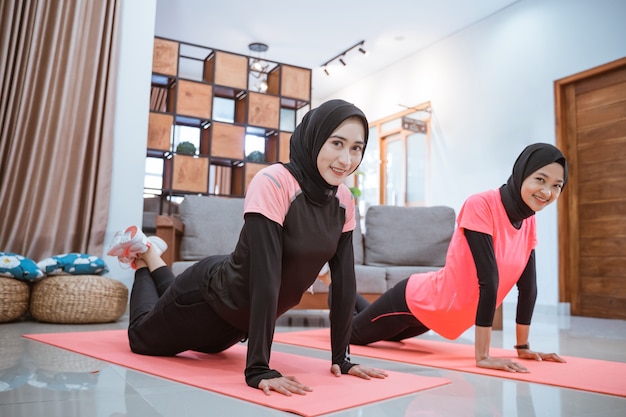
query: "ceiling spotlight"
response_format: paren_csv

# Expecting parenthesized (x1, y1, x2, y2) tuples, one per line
(258, 80, 268, 93)
(320, 40, 365, 74)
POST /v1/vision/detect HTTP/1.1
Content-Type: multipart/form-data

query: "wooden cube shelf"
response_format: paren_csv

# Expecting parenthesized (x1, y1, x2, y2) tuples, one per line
(248, 92, 280, 129)
(234, 95, 247, 124)
(267, 67, 280, 96)
(279, 131, 291, 163)
(172, 154, 209, 193)
(147, 37, 310, 198)
(211, 122, 245, 160)
(280, 65, 311, 101)
(231, 165, 244, 196)
(175, 79, 212, 119)
(264, 133, 279, 164)
(152, 38, 178, 76)
(205, 51, 248, 90)
(150, 86, 169, 112)
(147, 112, 173, 151)
(211, 164, 234, 196)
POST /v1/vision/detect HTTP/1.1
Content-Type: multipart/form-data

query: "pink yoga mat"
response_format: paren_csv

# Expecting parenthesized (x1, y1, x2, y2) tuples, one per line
(24, 330, 450, 417)
(273, 328, 626, 397)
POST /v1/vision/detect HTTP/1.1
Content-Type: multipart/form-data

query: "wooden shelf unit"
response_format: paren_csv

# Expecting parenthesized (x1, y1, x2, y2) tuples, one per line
(146, 37, 311, 203)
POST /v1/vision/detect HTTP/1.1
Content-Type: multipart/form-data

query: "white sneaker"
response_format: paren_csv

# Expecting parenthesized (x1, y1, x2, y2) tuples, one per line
(146, 236, 167, 257)
(107, 226, 148, 266)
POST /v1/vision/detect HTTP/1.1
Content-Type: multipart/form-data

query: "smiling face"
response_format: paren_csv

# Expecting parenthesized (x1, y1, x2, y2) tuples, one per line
(520, 162, 565, 212)
(316, 117, 366, 186)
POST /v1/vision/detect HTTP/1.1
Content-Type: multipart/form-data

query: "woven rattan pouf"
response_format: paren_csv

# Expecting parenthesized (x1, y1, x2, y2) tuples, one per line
(30, 275, 128, 324)
(0, 277, 30, 323)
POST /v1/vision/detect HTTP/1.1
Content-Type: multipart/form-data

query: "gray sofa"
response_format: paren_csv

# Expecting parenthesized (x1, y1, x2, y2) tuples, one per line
(156, 195, 456, 309)
(142, 196, 179, 235)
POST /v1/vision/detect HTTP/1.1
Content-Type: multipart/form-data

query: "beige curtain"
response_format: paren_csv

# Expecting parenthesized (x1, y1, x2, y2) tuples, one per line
(0, 0, 119, 259)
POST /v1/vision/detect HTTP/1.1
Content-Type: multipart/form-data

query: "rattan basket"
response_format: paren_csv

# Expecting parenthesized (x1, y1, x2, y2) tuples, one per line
(0, 277, 30, 323)
(30, 275, 128, 324)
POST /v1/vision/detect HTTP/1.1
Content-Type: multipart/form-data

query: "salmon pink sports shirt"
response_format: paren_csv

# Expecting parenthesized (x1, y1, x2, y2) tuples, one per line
(405, 189, 537, 339)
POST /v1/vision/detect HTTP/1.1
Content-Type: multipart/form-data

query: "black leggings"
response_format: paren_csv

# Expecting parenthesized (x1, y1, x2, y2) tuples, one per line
(351, 278, 429, 345)
(128, 260, 245, 356)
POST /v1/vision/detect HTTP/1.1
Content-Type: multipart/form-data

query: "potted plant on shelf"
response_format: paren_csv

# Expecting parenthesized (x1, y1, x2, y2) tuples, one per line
(176, 141, 197, 155)
(245, 150, 265, 163)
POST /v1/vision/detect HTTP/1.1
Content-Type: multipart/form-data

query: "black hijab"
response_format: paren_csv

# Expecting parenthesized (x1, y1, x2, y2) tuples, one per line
(284, 99, 369, 206)
(500, 143, 568, 226)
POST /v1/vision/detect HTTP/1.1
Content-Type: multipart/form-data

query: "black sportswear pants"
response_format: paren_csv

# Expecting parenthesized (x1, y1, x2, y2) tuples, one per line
(128, 260, 244, 356)
(351, 278, 430, 345)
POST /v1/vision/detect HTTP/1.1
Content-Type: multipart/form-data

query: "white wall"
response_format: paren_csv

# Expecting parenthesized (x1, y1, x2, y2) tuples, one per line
(324, 0, 626, 309)
(105, 0, 157, 289)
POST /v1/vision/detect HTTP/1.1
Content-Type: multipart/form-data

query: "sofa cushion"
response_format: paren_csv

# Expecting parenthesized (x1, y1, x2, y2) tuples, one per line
(305, 264, 386, 295)
(307, 279, 329, 294)
(384, 265, 443, 289)
(364, 205, 455, 267)
(0, 252, 45, 281)
(354, 264, 387, 293)
(179, 195, 245, 261)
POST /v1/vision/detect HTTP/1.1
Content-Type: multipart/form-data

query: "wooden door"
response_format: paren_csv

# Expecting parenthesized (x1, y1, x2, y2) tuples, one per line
(555, 56, 626, 319)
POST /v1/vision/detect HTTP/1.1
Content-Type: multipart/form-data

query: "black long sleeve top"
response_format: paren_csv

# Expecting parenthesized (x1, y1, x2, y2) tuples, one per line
(465, 230, 537, 327)
(201, 164, 357, 388)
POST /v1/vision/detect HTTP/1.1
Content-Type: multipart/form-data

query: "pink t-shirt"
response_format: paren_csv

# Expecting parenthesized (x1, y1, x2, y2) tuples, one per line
(405, 189, 537, 339)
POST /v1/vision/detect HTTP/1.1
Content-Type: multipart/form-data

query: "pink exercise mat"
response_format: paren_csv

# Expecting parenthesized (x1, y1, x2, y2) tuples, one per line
(24, 329, 450, 417)
(273, 328, 626, 398)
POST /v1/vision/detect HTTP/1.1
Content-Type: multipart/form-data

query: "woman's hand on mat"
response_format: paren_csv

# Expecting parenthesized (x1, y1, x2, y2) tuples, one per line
(517, 349, 567, 363)
(258, 376, 313, 396)
(476, 356, 529, 373)
(330, 364, 389, 379)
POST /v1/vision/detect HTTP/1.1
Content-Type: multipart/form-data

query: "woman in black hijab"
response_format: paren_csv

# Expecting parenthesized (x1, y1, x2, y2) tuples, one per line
(349, 143, 568, 373)
(108, 99, 387, 397)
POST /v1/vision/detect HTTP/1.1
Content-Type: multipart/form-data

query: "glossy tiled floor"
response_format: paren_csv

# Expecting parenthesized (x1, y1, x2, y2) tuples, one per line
(1, 306, 625, 417)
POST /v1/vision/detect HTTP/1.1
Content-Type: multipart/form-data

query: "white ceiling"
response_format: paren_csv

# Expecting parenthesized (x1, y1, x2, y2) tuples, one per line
(154, 0, 519, 101)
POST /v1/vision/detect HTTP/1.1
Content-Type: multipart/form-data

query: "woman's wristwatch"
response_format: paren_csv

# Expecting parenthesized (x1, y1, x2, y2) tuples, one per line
(514, 343, 530, 350)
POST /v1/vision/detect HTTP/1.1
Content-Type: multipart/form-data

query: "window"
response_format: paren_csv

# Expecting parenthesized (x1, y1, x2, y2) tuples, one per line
(144, 157, 164, 197)
(245, 134, 265, 162)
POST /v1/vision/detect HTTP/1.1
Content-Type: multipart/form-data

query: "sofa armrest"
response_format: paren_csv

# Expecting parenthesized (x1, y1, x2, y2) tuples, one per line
(156, 215, 184, 266)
